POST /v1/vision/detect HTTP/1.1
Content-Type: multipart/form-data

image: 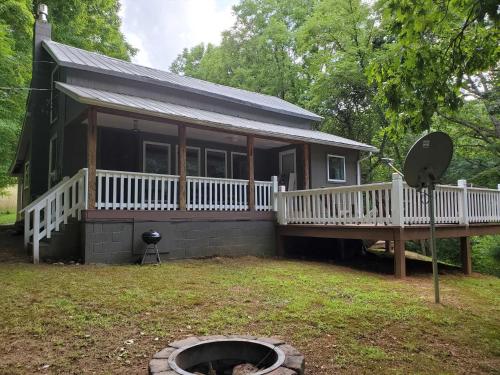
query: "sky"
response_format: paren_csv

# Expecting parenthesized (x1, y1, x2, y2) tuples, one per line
(119, 0, 238, 71)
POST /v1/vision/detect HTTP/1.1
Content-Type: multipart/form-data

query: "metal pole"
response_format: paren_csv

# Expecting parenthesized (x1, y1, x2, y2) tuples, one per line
(428, 182, 440, 303)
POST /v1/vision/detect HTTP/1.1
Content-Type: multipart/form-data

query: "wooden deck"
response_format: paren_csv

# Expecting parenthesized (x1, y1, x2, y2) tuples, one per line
(277, 223, 500, 278)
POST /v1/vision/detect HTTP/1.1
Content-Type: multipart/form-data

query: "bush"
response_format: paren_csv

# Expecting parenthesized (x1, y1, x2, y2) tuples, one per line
(471, 235, 500, 277)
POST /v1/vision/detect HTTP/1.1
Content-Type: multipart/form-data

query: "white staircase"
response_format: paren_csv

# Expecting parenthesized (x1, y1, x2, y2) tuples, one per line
(22, 168, 88, 263)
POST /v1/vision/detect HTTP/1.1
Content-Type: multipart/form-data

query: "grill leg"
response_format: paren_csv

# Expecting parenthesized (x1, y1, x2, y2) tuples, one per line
(155, 244, 161, 264)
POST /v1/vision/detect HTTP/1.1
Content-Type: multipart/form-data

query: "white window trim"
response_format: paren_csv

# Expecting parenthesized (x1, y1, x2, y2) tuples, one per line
(142, 141, 171, 174)
(279, 148, 296, 175)
(50, 66, 59, 124)
(230, 152, 247, 179)
(48, 133, 58, 187)
(205, 148, 227, 178)
(175, 145, 201, 176)
(327, 154, 346, 183)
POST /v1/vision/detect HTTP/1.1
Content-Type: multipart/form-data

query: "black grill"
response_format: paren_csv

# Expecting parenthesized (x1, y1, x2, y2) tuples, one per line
(142, 230, 161, 245)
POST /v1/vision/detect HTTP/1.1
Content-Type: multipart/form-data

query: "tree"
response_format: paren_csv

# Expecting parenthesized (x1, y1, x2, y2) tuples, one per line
(170, 0, 312, 102)
(369, 0, 499, 136)
(0, 0, 135, 192)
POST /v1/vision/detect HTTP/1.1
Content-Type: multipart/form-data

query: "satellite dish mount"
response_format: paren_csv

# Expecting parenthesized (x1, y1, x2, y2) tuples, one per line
(403, 132, 453, 304)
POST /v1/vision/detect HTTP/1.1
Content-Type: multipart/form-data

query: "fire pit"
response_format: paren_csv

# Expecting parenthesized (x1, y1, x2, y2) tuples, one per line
(149, 335, 304, 375)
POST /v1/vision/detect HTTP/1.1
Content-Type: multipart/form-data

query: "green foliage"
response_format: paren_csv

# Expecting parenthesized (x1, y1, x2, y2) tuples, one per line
(472, 235, 500, 277)
(0, 0, 134, 193)
(39, 0, 136, 60)
(369, 0, 499, 134)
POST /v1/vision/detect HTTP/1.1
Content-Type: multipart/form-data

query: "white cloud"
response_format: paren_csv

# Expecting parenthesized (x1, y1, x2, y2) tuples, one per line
(119, 0, 237, 70)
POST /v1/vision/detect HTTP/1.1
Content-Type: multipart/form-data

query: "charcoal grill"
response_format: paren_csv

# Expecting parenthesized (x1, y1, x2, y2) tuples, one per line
(141, 229, 162, 265)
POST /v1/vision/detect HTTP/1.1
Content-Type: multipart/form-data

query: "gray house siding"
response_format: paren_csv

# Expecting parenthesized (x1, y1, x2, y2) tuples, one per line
(96, 126, 276, 181)
(310, 144, 359, 188)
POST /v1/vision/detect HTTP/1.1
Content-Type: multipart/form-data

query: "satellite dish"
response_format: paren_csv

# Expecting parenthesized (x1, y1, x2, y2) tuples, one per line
(402, 131, 453, 304)
(403, 132, 453, 189)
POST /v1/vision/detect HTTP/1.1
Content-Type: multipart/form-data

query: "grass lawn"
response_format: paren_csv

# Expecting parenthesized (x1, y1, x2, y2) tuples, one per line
(0, 211, 16, 225)
(0, 257, 498, 374)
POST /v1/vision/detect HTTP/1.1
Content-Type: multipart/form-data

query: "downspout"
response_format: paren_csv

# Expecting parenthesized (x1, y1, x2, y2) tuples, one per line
(357, 152, 372, 185)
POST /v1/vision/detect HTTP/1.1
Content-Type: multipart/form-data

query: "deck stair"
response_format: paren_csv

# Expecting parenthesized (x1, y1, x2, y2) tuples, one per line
(22, 168, 88, 263)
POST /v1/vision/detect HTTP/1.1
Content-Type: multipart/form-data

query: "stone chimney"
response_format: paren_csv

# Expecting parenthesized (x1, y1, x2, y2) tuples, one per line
(33, 3, 52, 66)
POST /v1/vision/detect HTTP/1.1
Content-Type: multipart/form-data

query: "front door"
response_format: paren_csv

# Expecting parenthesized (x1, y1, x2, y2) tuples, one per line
(279, 149, 296, 190)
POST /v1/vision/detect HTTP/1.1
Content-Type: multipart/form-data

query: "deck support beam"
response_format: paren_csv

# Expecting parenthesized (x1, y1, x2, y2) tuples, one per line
(247, 135, 255, 211)
(302, 143, 310, 189)
(394, 237, 406, 278)
(86, 107, 97, 209)
(460, 236, 472, 275)
(178, 125, 187, 211)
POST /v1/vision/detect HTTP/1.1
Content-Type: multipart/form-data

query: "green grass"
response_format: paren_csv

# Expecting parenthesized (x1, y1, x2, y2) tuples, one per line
(0, 258, 498, 374)
(0, 211, 16, 225)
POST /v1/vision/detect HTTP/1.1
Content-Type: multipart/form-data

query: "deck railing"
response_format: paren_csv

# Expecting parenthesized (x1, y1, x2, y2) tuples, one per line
(187, 176, 248, 211)
(96, 170, 179, 210)
(277, 173, 500, 226)
(95, 170, 277, 212)
(23, 168, 88, 263)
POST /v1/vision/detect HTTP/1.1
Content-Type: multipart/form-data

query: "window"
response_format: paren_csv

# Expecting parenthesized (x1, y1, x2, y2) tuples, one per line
(24, 162, 30, 190)
(48, 134, 58, 186)
(205, 149, 227, 178)
(143, 142, 170, 174)
(327, 154, 346, 182)
(175, 146, 201, 176)
(50, 66, 60, 124)
(231, 152, 247, 179)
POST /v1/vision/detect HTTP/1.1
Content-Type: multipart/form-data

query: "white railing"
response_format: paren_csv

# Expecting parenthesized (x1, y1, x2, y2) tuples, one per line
(187, 176, 249, 211)
(255, 176, 277, 211)
(23, 168, 88, 264)
(277, 182, 393, 225)
(96, 170, 179, 210)
(277, 173, 500, 226)
(468, 186, 500, 223)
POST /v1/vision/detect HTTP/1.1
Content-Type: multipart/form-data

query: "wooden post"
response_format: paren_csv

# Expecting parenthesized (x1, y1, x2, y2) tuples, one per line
(391, 173, 404, 227)
(303, 143, 310, 189)
(394, 231, 406, 278)
(247, 135, 255, 211)
(87, 107, 97, 209)
(277, 234, 285, 257)
(385, 240, 391, 253)
(457, 179, 468, 225)
(460, 236, 472, 275)
(178, 125, 187, 211)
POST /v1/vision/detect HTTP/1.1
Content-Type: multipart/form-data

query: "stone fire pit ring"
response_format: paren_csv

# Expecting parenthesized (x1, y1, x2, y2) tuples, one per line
(149, 335, 305, 375)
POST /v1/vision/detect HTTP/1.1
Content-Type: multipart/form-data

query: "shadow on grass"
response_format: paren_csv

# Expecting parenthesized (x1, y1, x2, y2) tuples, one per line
(283, 237, 461, 276)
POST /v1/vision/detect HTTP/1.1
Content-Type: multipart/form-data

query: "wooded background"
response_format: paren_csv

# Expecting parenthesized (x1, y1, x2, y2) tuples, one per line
(0, 0, 498, 271)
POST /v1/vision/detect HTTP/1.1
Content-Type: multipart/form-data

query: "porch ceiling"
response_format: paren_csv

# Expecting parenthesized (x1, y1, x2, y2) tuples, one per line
(56, 82, 378, 152)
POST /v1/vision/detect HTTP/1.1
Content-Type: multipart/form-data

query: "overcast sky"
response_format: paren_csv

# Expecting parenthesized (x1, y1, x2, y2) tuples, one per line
(119, 0, 238, 71)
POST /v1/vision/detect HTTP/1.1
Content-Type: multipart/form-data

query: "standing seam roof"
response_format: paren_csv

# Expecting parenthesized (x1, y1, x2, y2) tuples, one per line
(43, 40, 322, 121)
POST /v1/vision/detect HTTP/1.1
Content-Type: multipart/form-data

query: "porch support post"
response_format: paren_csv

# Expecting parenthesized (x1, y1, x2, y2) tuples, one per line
(302, 143, 310, 189)
(460, 236, 472, 275)
(178, 125, 187, 211)
(247, 135, 255, 211)
(394, 229, 406, 278)
(86, 107, 97, 209)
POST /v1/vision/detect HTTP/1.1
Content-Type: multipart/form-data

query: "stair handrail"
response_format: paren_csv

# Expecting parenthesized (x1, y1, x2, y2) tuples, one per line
(23, 168, 88, 264)
(19, 176, 70, 215)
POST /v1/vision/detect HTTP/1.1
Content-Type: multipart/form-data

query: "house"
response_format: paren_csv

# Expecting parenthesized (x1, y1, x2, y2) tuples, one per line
(11, 6, 377, 264)
(14, 6, 500, 276)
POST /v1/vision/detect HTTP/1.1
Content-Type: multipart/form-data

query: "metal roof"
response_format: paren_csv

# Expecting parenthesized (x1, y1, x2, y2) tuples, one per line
(43, 40, 322, 122)
(56, 82, 378, 152)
